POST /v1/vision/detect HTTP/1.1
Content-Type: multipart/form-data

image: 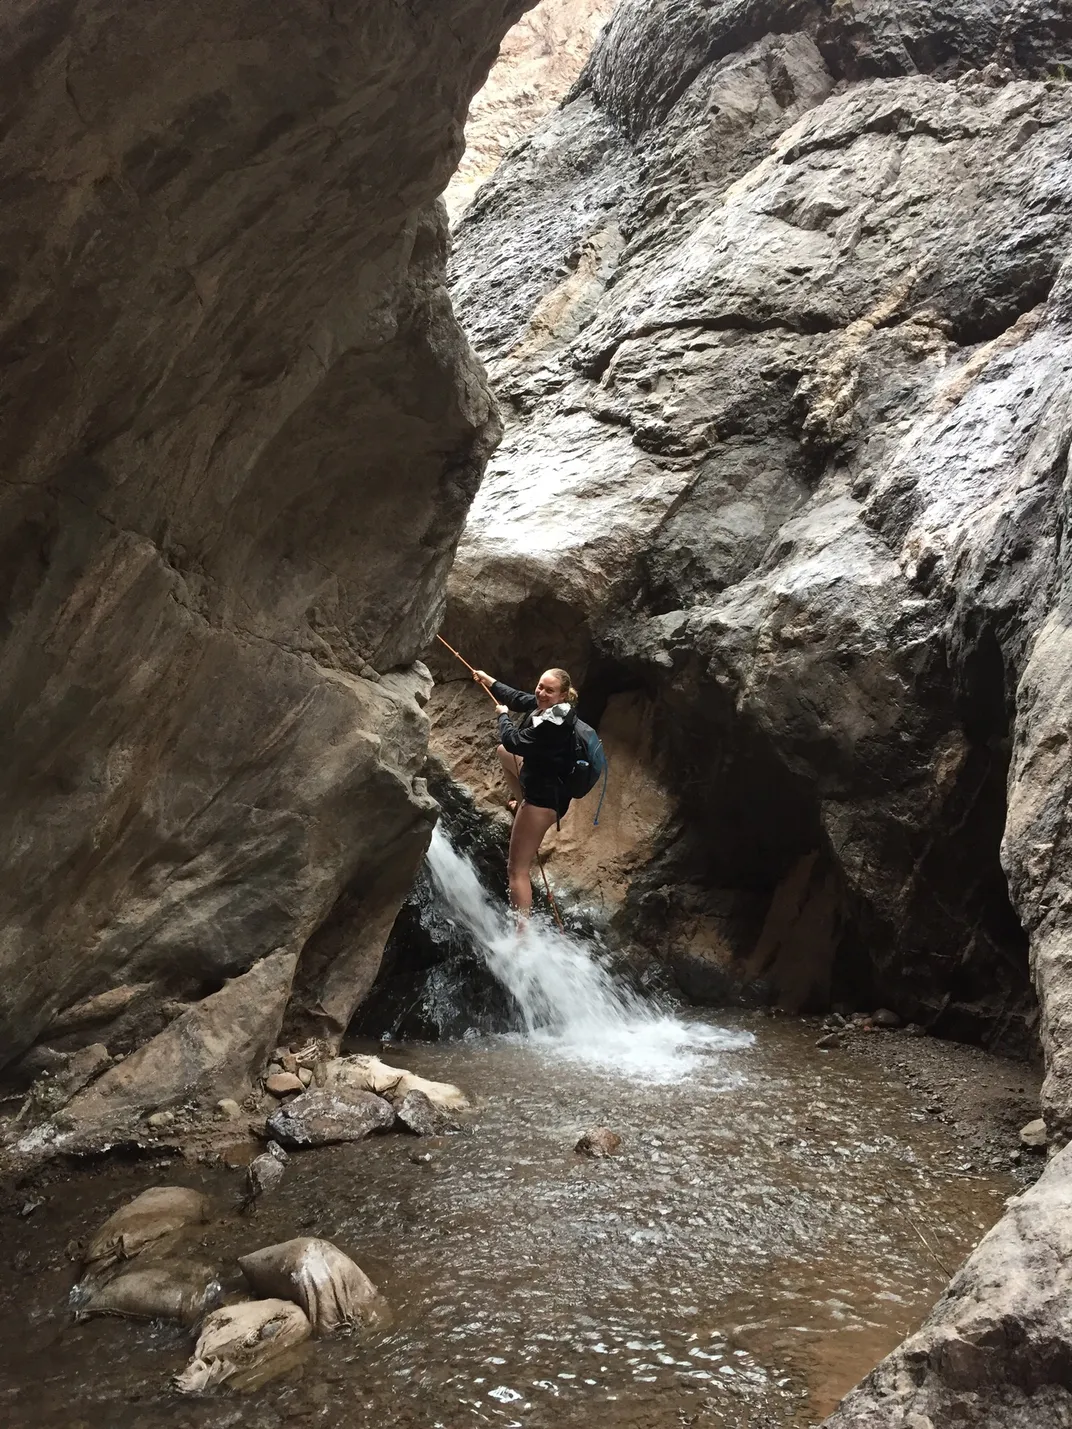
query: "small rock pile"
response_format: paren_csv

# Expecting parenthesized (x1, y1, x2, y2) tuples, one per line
(60, 1054, 471, 1394)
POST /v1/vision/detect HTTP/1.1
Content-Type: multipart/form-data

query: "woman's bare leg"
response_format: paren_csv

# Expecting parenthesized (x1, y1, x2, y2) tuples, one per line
(496, 744, 524, 805)
(507, 803, 559, 918)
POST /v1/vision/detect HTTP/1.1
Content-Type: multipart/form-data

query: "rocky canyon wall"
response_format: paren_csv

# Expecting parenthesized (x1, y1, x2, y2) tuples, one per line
(0, 0, 536, 1146)
(435, 6, 1072, 1421)
(443, 0, 618, 222)
(440, 0, 1072, 1074)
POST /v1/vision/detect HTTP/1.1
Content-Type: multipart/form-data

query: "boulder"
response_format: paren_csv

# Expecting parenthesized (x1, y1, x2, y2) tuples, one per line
(17, 1044, 111, 1123)
(1020, 1118, 1048, 1151)
(71, 1259, 222, 1326)
(35, 951, 297, 1150)
(395, 1089, 458, 1137)
(84, 1186, 212, 1273)
(240, 1142, 289, 1214)
(873, 1009, 903, 1030)
(266, 1088, 396, 1149)
(238, 1237, 389, 1335)
(174, 1299, 312, 1394)
(265, 1072, 305, 1098)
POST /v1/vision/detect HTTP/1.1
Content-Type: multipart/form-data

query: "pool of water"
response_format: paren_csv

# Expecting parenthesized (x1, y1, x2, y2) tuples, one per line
(0, 1013, 1014, 1429)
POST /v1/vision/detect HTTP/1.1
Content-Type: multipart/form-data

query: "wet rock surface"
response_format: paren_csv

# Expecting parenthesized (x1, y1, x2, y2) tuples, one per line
(438, 0, 1072, 1065)
(0, 0, 536, 1120)
(825, 1142, 1072, 1429)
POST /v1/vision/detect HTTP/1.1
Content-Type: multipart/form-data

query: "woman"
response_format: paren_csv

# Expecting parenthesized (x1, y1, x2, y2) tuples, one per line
(471, 666, 578, 920)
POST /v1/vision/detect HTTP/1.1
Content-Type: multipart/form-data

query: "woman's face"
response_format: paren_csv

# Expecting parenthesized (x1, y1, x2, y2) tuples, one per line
(535, 671, 566, 710)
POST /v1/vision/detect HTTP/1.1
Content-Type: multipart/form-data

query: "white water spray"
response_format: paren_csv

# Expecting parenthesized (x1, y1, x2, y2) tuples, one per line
(425, 826, 751, 1082)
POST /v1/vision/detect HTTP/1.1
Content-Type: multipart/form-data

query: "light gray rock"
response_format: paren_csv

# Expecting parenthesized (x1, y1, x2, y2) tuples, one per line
(265, 1088, 396, 1149)
(0, 0, 538, 1117)
(1020, 1118, 1048, 1151)
(821, 1143, 1072, 1428)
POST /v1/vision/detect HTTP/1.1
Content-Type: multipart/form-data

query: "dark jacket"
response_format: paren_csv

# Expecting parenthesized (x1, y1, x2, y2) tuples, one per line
(491, 681, 575, 787)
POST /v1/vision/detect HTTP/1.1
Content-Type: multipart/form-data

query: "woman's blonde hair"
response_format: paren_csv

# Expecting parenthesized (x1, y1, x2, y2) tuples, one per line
(546, 668, 578, 703)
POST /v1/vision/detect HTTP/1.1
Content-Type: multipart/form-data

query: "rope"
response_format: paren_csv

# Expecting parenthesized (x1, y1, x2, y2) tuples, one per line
(536, 851, 565, 932)
(435, 633, 499, 705)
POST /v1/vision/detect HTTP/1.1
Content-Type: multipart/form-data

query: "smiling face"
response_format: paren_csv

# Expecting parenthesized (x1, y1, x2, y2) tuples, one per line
(535, 670, 568, 710)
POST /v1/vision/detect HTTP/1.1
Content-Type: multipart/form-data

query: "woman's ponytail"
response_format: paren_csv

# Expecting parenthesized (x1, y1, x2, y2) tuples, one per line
(547, 668, 577, 704)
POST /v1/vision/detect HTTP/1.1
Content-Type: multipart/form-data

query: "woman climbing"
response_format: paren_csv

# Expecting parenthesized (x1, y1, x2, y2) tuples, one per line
(471, 666, 578, 920)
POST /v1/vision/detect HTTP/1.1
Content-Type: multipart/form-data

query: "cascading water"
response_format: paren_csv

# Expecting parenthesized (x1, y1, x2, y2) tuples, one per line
(424, 825, 751, 1082)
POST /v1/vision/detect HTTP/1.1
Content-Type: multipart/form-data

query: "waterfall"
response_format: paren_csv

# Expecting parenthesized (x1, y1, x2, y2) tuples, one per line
(424, 825, 750, 1082)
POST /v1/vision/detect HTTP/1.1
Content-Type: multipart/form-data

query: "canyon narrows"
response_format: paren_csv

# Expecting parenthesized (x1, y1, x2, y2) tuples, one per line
(3, 1, 1072, 1428)
(429, 0, 1072, 1424)
(0, 0, 538, 1141)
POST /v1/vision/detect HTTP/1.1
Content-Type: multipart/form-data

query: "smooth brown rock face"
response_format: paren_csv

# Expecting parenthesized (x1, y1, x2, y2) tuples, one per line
(442, 0, 1072, 1057)
(0, 1, 536, 1114)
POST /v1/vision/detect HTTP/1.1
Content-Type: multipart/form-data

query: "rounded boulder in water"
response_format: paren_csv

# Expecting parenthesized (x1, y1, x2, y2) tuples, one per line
(395, 1088, 458, 1137)
(83, 1186, 212, 1273)
(71, 1258, 222, 1326)
(265, 1088, 395, 1148)
(238, 1237, 391, 1335)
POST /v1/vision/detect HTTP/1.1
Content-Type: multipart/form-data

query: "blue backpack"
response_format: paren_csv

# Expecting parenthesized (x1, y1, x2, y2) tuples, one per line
(567, 716, 609, 824)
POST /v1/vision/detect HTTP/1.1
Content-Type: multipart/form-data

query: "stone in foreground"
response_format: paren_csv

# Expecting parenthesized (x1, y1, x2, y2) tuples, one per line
(266, 1089, 395, 1149)
(84, 1186, 212, 1274)
(174, 1299, 312, 1394)
(1020, 1118, 1048, 1151)
(575, 1128, 622, 1157)
(72, 1259, 222, 1326)
(395, 1089, 459, 1137)
(323, 1055, 470, 1112)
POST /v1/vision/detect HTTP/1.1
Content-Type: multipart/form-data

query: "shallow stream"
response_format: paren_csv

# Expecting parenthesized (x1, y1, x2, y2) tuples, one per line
(0, 833, 1017, 1427)
(0, 1013, 1015, 1429)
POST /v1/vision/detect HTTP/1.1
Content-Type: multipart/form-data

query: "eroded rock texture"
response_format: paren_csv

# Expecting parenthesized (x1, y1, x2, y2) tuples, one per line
(440, 0, 1072, 1071)
(444, 0, 619, 221)
(0, 0, 535, 1140)
(824, 1141, 1072, 1429)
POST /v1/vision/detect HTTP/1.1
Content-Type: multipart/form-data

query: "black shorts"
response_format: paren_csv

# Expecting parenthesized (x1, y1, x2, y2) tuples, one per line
(521, 776, 571, 820)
